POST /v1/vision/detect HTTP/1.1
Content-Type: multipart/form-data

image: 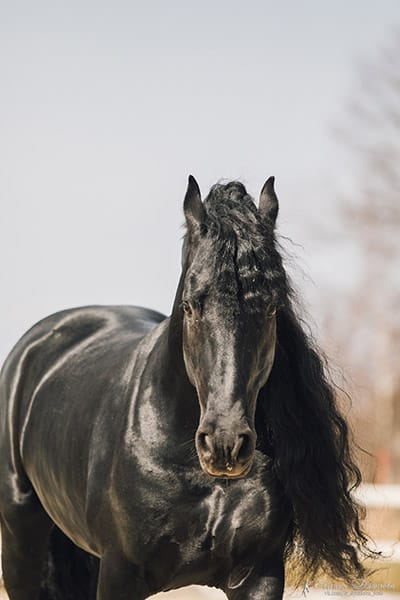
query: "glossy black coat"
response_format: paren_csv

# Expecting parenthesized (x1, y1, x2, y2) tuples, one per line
(0, 304, 290, 600)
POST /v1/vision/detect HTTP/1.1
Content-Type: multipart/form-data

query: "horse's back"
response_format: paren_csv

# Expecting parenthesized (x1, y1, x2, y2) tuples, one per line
(0, 304, 165, 393)
(0, 305, 165, 512)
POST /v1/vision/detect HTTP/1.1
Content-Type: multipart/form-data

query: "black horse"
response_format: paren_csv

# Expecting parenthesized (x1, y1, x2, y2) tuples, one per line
(0, 177, 373, 600)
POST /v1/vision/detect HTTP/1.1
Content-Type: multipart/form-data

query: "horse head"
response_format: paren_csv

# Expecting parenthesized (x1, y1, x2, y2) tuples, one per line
(180, 176, 285, 479)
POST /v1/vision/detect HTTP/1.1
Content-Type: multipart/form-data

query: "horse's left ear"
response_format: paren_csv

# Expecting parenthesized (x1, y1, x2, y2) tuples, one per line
(259, 176, 279, 227)
(184, 175, 205, 232)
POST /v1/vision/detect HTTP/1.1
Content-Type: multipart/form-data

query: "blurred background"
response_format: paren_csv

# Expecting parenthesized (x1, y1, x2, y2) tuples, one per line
(0, 0, 399, 597)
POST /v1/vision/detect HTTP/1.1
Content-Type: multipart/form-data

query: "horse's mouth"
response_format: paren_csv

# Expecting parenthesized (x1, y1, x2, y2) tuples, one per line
(201, 460, 253, 479)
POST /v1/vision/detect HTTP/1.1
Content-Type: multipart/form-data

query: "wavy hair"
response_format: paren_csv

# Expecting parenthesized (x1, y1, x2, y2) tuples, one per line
(258, 300, 377, 582)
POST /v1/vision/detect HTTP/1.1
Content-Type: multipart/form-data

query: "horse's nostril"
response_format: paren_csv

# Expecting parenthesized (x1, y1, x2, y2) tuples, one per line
(234, 432, 254, 463)
(197, 432, 213, 455)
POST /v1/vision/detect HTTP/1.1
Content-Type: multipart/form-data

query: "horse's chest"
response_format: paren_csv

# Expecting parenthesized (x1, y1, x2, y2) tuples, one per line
(185, 484, 273, 555)
(143, 479, 279, 590)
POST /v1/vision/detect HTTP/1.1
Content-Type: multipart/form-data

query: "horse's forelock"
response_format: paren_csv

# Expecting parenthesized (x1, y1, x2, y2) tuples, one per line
(184, 182, 288, 312)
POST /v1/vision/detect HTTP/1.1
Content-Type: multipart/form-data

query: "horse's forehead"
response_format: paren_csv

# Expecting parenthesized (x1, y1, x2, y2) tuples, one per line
(184, 271, 271, 324)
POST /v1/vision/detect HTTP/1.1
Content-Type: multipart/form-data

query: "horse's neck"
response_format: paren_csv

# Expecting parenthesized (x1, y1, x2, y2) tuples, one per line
(136, 313, 200, 437)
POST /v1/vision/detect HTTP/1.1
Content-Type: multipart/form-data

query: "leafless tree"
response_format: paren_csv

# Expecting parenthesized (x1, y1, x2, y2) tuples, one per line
(326, 32, 400, 482)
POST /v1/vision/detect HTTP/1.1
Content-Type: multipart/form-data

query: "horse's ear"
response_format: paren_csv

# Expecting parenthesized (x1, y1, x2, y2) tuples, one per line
(259, 176, 279, 227)
(184, 175, 205, 232)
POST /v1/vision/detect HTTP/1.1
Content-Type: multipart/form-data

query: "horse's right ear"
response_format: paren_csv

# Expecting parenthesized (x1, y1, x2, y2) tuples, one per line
(184, 175, 205, 231)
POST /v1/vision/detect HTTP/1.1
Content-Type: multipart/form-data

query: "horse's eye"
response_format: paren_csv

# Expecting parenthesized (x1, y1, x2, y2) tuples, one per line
(181, 301, 193, 317)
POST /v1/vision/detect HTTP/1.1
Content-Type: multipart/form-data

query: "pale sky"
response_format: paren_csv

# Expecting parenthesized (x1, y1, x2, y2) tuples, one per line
(1, 0, 399, 361)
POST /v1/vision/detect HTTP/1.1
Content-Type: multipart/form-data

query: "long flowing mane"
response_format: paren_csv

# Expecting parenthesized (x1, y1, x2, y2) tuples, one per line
(194, 181, 376, 582)
(262, 304, 375, 582)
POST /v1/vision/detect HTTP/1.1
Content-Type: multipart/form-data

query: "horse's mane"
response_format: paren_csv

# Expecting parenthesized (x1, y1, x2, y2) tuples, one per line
(189, 181, 377, 582)
(260, 302, 378, 582)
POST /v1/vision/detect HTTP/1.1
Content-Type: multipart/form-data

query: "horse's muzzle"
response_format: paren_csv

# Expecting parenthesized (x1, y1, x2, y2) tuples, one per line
(195, 423, 256, 479)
